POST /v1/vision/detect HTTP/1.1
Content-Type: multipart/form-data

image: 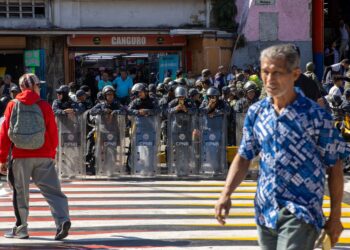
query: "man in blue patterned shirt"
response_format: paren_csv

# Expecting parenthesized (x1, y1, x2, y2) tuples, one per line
(215, 44, 346, 250)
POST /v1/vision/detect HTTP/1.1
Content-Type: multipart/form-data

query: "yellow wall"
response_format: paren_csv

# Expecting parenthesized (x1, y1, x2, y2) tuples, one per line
(188, 37, 233, 76)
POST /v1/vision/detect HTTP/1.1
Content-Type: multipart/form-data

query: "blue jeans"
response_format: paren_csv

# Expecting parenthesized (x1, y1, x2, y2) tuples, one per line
(257, 208, 319, 250)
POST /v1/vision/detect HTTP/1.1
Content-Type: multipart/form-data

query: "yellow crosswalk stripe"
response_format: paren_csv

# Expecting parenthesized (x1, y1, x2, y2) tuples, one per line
(185, 210, 350, 217)
(173, 203, 348, 208)
(188, 236, 258, 241)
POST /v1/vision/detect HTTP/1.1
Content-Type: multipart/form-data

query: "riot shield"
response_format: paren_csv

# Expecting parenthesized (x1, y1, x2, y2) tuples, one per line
(57, 113, 85, 178)
(235, 113, 246, 146)
(130, 115, 160, 176)
(94, 113, 126, 177)
(167, 113, 198, 176)
(199, 114, 227, 175)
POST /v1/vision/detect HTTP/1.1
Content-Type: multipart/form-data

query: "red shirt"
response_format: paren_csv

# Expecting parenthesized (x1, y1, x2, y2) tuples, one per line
(0, 90, 58, 163)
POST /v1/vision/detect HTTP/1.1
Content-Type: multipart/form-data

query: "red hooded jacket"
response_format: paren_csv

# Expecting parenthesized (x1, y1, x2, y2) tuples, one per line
(0, 90, 58, 163)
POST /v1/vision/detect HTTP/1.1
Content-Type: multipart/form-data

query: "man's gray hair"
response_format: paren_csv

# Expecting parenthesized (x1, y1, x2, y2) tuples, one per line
(260, 44, 300, 72)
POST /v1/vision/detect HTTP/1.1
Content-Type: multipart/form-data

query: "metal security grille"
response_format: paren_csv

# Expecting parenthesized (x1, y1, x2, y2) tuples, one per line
(0, 0, 45, 18)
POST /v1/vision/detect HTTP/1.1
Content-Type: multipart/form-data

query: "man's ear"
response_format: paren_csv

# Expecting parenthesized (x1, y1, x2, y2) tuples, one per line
(293, 68, 301, 81)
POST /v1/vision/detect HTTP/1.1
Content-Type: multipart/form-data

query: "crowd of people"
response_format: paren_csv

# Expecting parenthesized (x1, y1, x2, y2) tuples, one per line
(0, 43, 349, 248)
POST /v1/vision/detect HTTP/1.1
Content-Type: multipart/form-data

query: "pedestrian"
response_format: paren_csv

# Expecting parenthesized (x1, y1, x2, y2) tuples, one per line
(0, 74, 16, 98)
(113, 69, 133, 105)
(215, 44, 346, 250)
(0, 73, 71, 240)
(97, 72, 112, 91)
(324, 41, 340, 66)
(338, 19, 350, 60)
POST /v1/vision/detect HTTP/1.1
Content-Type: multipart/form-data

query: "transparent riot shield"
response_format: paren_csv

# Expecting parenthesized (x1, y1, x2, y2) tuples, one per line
(57, 113, 85, 178)
(167, 113, 198, 176)
(199, 114, 227, 175)
(130, 115, 160, 176)
(235, 113, 246, 146)
(95, 113, 126, 177)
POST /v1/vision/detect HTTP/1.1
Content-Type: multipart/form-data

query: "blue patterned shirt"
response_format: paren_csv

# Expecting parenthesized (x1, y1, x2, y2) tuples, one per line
(239, 88, 348, 232)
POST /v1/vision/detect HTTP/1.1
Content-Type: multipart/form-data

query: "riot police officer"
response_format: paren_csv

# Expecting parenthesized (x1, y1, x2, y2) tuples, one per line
(87, 86, 124, 174)
(10, 85, 20, 100)
(52, 85, 82, 116)
(90, 86, 123, 116)
(159, 81, 177, 143)
(148, 84, 158, 100)
(76, 90, 93, 112)
(156, 83, 167, 98)
(189, 88, 202, 109)
(200, 87, 230, 116)
(128, 83, 159, 115)
(234, 81, 259, 113)
(127, 83, 160, 176)
(168, 86, 196, 115)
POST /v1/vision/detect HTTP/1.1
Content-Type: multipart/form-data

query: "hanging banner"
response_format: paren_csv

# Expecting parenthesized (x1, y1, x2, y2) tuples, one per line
(24, 50, 40, 67)
(159, 55, 179, 83)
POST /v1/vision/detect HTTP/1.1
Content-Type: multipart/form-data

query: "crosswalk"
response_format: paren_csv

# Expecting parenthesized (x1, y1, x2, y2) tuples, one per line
(0, 179, 350, 249)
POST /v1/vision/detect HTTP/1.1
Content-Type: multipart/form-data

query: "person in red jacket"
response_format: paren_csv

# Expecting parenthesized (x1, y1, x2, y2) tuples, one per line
(0, 73, 71, 240)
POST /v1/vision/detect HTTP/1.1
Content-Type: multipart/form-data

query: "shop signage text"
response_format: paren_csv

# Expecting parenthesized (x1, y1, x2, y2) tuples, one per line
(111, 36, 147, 46)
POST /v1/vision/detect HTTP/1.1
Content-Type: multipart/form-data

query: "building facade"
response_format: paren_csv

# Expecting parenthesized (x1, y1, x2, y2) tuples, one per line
(0, 0, 233, 100)
(233, 0, 313, 70)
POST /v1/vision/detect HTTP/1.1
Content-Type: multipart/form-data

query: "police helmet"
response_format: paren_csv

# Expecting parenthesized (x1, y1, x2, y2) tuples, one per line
(10, 85, 20, 93)
(222, 86, 230, 95)
(189, 88, 200, 97)
(175, 86, 187, 98)
(157, 83, 167, 92)
(148, 84, 156, 93)
(56, 85, 69, 94)
(306, 62, 315, 72)
(168, 81, 178, 92)
(102, 85, 115, 96)
(243, 81, 257, 93)
(175, 78, 187, 86)
(163, 77, 172, 85)
(206, 87, 220, 97)
(131, 83, 147, 94)
(76, 89, 86, 98)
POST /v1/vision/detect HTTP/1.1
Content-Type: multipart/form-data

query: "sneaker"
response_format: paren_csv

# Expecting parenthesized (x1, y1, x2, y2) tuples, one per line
(4, 225, 29, 239)
(54, 220, 71, 240)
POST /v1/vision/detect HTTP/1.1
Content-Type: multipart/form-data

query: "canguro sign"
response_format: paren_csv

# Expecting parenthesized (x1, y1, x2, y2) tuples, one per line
(111, 36, 147, 46)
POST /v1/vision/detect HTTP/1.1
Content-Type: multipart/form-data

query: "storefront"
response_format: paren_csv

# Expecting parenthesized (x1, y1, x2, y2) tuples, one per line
(0, 36, 26, 82)
(65, 34, 187, 84)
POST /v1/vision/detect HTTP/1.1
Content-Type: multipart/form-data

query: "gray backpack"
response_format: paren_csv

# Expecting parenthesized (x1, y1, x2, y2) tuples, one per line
(8, 99, 46, 149)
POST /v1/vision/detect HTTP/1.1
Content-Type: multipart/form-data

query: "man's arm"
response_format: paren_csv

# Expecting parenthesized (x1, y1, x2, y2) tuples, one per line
(325, 159, 344, 247)
(215, 154, 251, 225)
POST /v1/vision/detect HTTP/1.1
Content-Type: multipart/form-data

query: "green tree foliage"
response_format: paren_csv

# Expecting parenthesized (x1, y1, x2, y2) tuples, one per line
(211, 0, 238, 31)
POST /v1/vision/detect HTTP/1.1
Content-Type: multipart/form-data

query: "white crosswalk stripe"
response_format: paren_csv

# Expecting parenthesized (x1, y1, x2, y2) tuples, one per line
(0, 180, 349, 249)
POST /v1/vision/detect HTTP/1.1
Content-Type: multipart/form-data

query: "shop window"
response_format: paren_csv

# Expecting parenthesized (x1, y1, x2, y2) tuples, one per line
(0, 0, 46, 18)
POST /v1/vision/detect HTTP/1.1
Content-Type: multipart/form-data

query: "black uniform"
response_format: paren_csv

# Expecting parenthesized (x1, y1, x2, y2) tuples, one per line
(159, 95, 175, 144)
(200, 98, 231, 116)
(90, 99, 122, 116)
(52, 98, 82, 116)
(168, 98, 197, 115)
(128, 96, 159, 116)
(86, 99, 123, 174)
